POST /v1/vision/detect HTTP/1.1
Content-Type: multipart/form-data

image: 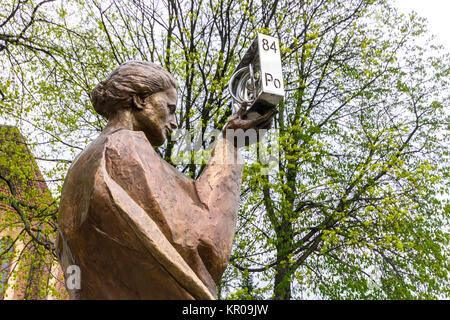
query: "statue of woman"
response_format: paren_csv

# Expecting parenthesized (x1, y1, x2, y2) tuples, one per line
(56, 61, 276, 299)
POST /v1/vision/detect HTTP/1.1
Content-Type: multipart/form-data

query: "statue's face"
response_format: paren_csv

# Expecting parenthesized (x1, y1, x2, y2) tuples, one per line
(133, 87, 178, 146)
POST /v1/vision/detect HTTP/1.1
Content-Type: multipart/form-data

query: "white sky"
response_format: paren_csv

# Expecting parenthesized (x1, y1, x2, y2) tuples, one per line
(394, 0, 450, 51)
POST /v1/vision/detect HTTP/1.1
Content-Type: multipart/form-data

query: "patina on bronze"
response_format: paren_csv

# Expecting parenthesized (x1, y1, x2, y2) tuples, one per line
(56, 60, 276, 300)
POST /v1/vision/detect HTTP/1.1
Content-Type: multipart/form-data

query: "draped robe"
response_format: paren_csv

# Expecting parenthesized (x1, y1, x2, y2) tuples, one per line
(57, 128, 243, 299)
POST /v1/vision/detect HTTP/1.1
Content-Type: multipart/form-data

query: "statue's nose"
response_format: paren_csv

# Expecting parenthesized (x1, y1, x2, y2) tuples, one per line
(169, 117, 178, 130)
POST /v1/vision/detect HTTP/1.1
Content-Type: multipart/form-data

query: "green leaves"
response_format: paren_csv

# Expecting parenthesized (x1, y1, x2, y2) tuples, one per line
(0, 0, 449, 300)
(226, 0, 449, 300)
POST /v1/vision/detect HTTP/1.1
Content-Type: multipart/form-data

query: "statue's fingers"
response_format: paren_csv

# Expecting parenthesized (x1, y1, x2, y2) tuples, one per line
(250, 108, 278, 126)
(256, 116, 274, 130)
(260, 119, 274, 130)
(236, 102, 249, 117)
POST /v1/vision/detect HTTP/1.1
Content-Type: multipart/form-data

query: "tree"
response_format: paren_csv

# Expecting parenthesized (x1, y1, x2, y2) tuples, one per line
(0, 0, 68, 299)
(0, 0, 448, 299)
(0, 126, 61, 299)
(228, 0, 450, 299)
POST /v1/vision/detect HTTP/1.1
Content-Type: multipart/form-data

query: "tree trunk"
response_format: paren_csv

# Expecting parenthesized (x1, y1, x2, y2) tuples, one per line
(273, 261, 292, 300)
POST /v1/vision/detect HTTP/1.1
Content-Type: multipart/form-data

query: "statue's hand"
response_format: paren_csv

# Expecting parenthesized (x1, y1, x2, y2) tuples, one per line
(223, 103, 278, 147)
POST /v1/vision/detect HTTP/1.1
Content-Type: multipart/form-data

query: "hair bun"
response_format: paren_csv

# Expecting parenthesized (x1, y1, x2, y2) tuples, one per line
(90, 61, 177, 119)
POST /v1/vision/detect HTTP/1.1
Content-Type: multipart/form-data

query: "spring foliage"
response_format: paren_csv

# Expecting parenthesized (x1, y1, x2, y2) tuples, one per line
(0, 0, 449, 299)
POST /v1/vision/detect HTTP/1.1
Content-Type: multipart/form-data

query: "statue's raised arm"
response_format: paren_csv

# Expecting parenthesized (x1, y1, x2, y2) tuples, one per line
(56, 61, 276, 300)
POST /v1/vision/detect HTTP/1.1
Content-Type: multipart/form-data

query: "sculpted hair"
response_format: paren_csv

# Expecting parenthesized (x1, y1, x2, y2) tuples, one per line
(90, 61, 177, 119)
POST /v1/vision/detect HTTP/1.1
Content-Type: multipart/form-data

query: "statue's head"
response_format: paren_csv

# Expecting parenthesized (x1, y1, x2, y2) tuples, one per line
(91, 60, 178, 146)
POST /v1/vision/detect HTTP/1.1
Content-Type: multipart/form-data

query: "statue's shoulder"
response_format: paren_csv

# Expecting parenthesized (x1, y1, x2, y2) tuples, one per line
(105, 128, 149, 149)
(58, 129, 152, 233)
(103, 129, 155, 162)
(102, 129, 165, 183)
(62, 129, 147, 188)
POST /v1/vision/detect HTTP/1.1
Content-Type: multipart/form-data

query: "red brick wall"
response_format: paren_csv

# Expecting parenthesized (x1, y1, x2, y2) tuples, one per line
(0, 125, 67, 300)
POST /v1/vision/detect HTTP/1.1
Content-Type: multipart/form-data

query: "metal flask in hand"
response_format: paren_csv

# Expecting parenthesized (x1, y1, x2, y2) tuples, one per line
(229, 33, 285, 120)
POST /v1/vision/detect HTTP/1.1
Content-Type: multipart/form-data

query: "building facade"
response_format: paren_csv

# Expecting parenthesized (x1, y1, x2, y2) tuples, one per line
(0, 125, 67, 300)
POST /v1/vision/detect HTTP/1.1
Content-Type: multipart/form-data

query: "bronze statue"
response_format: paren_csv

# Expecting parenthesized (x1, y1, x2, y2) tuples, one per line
(56, 61, 276, 299)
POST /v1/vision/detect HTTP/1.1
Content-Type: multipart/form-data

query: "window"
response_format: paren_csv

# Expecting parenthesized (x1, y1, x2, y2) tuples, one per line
(0, 237, 13, 299)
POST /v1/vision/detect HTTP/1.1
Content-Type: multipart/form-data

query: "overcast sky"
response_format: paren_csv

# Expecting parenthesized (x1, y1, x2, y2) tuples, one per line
(394, 0, 450, 51)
